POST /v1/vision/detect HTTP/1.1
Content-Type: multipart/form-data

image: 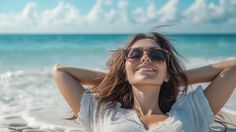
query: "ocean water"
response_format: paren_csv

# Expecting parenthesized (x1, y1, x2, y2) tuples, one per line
(0, 34, 236, 129)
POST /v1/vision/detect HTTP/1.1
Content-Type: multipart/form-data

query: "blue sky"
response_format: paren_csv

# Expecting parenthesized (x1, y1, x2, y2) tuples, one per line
(0, 0, 235, 34)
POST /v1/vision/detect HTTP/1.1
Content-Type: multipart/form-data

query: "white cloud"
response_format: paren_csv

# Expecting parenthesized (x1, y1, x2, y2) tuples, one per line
(84, 0, 117, 25)
(132, 3, 158, 23)
(183, 0, 208, 23)
(0, 3, 38, 29)
(158, 0, 179, 22)
(21, 3, 37, 24)
(132, 0, 179, 24)
(117, 0, 129, 23)
(0, 0, 235, 33)
(183, 0, 236, 24)
(40, 2, 81, 26)
(86, 0, 103, 23)
(132, 7, 146, 23)
(104, 0, 113, 6)
(146, 4, 158, 21)
(104, 9, 115, 23)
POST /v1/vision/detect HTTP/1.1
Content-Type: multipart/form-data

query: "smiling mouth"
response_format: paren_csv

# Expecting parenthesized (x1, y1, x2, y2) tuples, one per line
(137, 68, 156, 72)
(136, 65, 157, 72)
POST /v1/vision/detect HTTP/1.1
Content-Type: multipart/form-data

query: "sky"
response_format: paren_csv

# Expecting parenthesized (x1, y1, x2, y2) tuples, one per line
(0, 0, 236, 34)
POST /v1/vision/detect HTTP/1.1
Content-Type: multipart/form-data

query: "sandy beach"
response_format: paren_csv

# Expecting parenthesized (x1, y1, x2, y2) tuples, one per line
(0, 107, 82, 132)
(0, 115, 80, 132)
(0, 110, 236, 132)
(210, 110, 236, 132)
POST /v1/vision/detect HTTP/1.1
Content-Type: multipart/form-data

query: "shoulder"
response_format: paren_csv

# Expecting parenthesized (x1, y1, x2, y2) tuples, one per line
(172, 85, 208, 109)
(78, 89, 122, 117)
(77, 89, 133, 131)
(169, 85, 215, 130)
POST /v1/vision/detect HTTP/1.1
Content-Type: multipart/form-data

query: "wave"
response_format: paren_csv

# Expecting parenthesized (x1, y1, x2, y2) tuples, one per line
(0, 70, 51, 80)
(0, 66, 107, 80)
(176, 57, 234, 70)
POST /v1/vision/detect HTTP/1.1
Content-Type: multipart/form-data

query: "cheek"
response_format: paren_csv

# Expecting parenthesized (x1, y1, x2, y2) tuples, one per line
(125, 62, 135, 81)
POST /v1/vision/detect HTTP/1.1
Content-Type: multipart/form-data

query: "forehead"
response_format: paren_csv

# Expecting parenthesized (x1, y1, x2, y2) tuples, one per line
(131, 38, 161, 49)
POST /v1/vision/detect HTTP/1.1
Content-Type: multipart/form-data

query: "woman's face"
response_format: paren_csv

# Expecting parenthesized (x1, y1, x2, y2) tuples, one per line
(125, 38, 168, 88)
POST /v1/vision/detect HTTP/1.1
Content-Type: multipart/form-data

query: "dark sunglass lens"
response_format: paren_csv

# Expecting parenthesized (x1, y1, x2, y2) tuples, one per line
(150, 50, 167, 61)
(129, 49, 142, 59)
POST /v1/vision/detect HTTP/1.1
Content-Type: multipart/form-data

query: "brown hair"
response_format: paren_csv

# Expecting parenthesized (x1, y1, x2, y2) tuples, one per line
(91, 32, 189, 113)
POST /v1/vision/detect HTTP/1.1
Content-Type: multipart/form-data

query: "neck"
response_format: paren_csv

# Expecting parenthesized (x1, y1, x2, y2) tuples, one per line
(132, 85, 163, 116)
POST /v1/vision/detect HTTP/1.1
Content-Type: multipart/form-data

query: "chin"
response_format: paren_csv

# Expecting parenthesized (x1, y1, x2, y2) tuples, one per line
(130, 79, 162, 86)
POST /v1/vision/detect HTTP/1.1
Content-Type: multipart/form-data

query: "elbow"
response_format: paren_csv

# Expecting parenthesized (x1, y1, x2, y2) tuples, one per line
(51, 64, 67, 88)
(52, 64, 63, 72)
(52, 64, 60, 71)
(52, 64, 64, 77)
(219, 65, 236, 83)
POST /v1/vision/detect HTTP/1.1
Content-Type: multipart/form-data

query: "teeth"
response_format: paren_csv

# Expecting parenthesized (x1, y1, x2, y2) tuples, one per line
(138, 67, 154, 71)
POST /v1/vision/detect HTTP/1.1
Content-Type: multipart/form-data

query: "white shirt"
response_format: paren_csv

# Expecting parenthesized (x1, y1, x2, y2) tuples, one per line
(74, 86, 214, 132)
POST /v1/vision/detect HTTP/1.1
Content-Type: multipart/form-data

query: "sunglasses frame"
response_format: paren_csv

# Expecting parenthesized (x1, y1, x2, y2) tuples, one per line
(122, 48, 170, 62)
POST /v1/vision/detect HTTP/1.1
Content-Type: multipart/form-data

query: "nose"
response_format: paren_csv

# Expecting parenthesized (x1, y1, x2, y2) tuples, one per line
(140, 51, 151, 63)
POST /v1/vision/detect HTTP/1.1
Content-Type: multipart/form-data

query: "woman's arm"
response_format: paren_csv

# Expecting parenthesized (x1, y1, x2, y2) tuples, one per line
(52, 64, 105, 115)
(184, 58, 236, 84)
(54, 64, 106, 85)
(184, 58, 236, 114)
(204, 65, 236, 114)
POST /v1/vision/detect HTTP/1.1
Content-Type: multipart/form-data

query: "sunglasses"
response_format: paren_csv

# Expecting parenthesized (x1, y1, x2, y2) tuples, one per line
(123, 48, 169, 62)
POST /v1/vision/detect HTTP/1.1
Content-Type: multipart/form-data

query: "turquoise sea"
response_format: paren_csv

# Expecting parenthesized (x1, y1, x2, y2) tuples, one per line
(1, 34, 236, 71)
(0, 34, 236, 128)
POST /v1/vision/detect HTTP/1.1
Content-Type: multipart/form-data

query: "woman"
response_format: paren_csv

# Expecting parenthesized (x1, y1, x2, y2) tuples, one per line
(52, 32, 236, 132)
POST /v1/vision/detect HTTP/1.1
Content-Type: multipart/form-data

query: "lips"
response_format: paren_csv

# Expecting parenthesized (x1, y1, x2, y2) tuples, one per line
(135, 65, 157, 72)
